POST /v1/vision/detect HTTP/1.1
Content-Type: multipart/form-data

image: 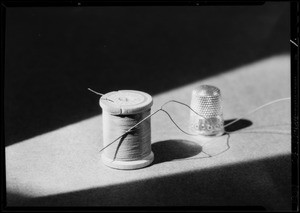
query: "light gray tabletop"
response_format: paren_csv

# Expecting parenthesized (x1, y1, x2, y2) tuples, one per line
(6, 54, 291, 210)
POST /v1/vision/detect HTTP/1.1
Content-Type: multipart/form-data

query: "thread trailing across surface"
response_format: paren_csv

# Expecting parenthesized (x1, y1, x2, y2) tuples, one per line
(99, 97, 291, 154)
(88, 88, 291, 157)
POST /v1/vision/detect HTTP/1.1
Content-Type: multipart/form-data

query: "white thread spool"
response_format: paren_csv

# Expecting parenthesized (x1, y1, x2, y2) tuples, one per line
(99, 90, 154, 170)
(189, 85, 224, 136)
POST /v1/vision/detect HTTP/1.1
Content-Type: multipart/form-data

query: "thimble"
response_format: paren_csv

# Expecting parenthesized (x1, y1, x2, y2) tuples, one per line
(189, 85, 224, 136)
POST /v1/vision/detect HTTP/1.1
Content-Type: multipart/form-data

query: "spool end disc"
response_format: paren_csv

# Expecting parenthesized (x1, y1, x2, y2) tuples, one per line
(100, 90, 153, 115)
(101, 152, 154, 170)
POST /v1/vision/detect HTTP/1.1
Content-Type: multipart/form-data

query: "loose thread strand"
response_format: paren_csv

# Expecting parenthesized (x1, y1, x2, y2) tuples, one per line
(99, 97, 291, 153)
(223, 97, 291, 131)
(87, 88, 114, 102)
(160, 109, 198, 136)
(200, 97, 291, 148)
(160, 100, 206, 120)
(87, 88, 104, 96)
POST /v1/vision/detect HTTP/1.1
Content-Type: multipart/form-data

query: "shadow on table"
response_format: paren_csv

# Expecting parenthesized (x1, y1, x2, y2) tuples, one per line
(152, 140, 203, 164)
(224, 119, 253, 133)
(152, 118, 253, 164)
(6, 154, 291, 210)
(4, 3, 290, 146)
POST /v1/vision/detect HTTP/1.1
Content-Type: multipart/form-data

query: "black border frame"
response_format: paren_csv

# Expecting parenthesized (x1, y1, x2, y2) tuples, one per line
(1, 0, 298, 212)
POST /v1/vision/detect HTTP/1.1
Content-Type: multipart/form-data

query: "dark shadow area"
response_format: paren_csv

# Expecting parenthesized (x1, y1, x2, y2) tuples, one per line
(224, 119, 253, 132)
(6, 154, 291, 210)
(152, 140, 202, 164)
(4, 3, 290, 145)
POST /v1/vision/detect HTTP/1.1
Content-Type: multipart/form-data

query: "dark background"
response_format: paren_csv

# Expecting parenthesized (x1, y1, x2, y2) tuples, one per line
(4, 3, 290, 146)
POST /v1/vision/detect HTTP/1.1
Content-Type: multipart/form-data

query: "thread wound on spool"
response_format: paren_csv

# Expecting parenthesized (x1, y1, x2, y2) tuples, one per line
(189, 85, 224, 136)
(100, 90, 154, 170)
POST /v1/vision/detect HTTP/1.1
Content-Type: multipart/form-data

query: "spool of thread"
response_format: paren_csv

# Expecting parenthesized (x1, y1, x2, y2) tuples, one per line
(99, 90, 154, 170)
(189, 85, 224, 136)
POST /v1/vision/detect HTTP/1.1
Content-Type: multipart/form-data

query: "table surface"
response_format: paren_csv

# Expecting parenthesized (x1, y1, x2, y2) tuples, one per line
(6, 54, 291, 209)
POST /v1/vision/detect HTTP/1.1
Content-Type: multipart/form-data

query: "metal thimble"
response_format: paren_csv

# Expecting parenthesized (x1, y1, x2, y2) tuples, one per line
(189, 85, 224, 136)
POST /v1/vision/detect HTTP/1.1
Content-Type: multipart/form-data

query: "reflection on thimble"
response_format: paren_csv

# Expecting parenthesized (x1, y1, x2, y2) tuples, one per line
(189, 85, 224, 136)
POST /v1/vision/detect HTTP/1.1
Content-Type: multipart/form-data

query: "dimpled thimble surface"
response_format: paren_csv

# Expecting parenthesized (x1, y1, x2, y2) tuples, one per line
(189, 85, 224, 136)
